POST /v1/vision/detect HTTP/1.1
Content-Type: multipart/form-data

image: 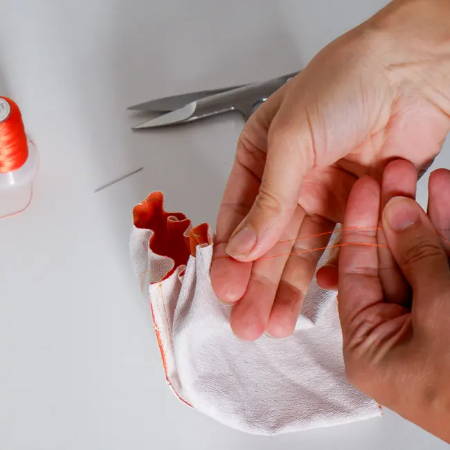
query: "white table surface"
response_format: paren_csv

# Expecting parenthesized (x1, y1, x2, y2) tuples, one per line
(1, 1, 448, 449)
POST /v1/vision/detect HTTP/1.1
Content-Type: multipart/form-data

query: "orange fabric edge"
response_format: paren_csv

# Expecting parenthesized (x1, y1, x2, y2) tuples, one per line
(150, 301, 193, 408)
(134, 192, 211, 408)
(133, 191, 210, 280)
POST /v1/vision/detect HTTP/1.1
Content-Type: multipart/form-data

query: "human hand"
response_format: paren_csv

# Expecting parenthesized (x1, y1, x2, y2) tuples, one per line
(338, 166, 450, 442)
(211, 0, 450, 340)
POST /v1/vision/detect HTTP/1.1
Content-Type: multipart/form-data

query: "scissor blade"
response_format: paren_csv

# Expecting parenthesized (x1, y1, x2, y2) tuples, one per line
(132, 102, 198, 129)
(131, 72, 299, 129)
(128, 84, 245, 112)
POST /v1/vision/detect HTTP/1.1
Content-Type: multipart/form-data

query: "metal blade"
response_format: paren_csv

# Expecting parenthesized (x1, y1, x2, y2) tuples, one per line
(131, 71, 300, 129)
(132, 102, 198, 129)
(128, 84, 246, 112)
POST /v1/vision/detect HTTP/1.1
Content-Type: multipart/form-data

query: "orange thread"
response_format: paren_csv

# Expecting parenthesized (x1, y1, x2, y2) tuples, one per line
(150, 284, 193, 408)
(214, 226, 383, 248)
(276, 225, 383, 245)
(257, 242, 387, 261)
(214, 224, 449, 260)
(0, 187, 33, 220)
(0, 97, 28, 173)
(214, 241, 388, 262)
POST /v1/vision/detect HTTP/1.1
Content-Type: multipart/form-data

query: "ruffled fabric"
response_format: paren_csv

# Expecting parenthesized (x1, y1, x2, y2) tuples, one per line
(133, 191, 209, 280)
(130, 192, 381, 435)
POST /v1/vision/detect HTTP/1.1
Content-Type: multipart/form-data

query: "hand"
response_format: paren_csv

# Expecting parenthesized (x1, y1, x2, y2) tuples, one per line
(339, 166, 450, 442)
(211, 0, 450, 340)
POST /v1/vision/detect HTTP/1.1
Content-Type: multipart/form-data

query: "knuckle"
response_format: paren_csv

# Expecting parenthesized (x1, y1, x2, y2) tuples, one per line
(236, 135, 266, 178)
(221, 200, 252, 218)
(269, 114, 316, 161)
(347, 265, 379, 279)
(308, 213, 331, 228)
(269, 123, 308, 156)
(237, 133, 266, 160)
(269, 123, 296, 144)
(402, 239, 444, 267)
(255, 187, 288, 216)
(278, 279, 304, 306)
(292, 244, 318, 264)
(345, 228, 377, 241)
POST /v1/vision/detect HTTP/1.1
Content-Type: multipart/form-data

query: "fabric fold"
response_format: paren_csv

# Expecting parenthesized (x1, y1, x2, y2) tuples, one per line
(130, 192, 381, 435)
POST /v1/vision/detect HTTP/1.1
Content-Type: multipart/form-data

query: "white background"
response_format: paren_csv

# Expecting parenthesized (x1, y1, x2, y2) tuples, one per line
(0, 1, 449, 449)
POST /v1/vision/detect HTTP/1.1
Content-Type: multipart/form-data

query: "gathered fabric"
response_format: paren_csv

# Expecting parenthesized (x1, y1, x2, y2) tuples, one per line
(130, 192, 381, 435)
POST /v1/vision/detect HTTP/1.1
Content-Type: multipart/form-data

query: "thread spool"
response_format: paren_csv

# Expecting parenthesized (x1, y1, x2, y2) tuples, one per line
(0, 97, 38, 218)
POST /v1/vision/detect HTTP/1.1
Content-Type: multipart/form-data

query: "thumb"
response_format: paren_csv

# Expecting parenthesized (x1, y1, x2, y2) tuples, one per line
(225, 120, 314, 261)
(382, 196, 449, 299)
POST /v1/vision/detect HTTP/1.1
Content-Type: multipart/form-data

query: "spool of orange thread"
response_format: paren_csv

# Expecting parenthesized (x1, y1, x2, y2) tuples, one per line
(0, 97, 38, 218)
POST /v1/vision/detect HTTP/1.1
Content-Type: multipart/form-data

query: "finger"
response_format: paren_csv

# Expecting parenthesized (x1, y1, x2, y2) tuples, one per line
(299, 166, 357, 224)
(210, 159, 254, 303)
(428, 168, 450, 255)
(316, 245, 340, 290)
(383, 196, 449, 307)
(211, 242, 252, 304)
(211, 88, 285, 303)
(338, 176, 383, 333)
(378, 159, 417, 303)
(301, 165, 357, 290)
(267, 214, 335, 338)
(210, 155, 256, 303)
(225, 98, 314, 262)
(230, 207, 304, 340)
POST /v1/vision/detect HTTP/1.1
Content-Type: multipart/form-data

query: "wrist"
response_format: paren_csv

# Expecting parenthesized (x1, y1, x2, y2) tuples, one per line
(363, 0, 450, 115)
(371, 0, 450, 50)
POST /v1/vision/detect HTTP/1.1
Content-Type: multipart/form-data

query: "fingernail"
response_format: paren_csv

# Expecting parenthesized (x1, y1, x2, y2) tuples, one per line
(226, 225, 256, 259)
(385, 197, 420, 231)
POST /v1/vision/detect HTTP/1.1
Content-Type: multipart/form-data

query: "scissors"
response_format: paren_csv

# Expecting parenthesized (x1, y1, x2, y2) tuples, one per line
(128, 71, 298, 129)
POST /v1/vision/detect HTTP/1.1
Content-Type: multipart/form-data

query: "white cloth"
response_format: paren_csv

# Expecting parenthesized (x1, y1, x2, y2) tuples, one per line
(130, 194, 381, 435)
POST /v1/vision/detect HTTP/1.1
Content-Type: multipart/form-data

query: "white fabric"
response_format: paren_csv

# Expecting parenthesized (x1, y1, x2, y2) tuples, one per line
(130, 226, 381, 435)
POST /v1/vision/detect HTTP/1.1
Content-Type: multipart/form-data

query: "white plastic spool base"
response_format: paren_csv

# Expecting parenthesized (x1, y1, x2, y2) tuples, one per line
(0, 138, 38, 218)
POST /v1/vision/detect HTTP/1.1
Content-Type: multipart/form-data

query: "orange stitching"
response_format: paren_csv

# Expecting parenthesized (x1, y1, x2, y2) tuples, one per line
(149, 284, 193, 408)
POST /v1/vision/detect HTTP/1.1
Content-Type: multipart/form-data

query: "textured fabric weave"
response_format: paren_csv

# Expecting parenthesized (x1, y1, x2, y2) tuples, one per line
(130, 192, 381, 435)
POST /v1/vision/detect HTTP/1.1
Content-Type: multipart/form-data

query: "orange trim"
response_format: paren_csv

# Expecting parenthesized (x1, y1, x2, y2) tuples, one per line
(150, 301, 193, 408)
(134, 192, 212, 409)
(133, 192, 210, 280)
(187, 223, 209, 256)
(133, 192, 190, 280)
